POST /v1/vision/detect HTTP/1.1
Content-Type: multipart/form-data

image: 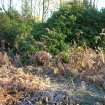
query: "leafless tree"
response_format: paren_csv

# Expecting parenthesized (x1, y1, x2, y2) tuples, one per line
(42, 0, 50, 22)
(9, 0, 12, 9)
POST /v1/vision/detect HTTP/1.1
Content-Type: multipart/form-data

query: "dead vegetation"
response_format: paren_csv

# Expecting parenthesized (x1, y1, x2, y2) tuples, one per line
(55, 47, 105, 72)
(0, 65, 50, 105)
(63, 48, 105, 88)
(0, 51, 11, 66)
(0, 48, 105, 104)
(31, 51, 52, 66)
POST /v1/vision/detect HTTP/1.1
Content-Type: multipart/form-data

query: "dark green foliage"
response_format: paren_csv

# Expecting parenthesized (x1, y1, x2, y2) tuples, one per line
(1, 4, 105, 64)
(15, 20, 41, 64)
(0, 12, 20, 46)
(31, 5, 105, 54)
(31, 23, 46, 40)
(42, 29, 69, 55)
(0, 10, 41, 64)
(43, 5, 105, 49)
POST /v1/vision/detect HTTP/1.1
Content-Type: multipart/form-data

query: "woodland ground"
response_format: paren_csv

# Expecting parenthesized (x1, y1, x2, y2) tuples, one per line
(0, 48, 105, 105)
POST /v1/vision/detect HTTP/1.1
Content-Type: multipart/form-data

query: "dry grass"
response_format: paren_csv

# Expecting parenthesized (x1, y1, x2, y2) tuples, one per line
(0, 65, 50, 105)
(0, 48, 105, 104)
(51, 47, 105, 86)
(63, 47, 105, 87)
(55, 47, 105, 72)
(0, 87, 23, 105)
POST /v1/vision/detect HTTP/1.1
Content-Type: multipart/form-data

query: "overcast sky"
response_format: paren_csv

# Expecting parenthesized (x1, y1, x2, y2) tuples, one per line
(0, 0, 105, 12)
(97, 0, 105, 9)
(13, 0, 105, 10)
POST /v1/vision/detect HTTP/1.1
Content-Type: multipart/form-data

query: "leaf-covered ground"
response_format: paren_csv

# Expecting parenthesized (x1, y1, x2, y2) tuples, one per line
(0, 65, 105, 105)
(1, 48, 105, 105)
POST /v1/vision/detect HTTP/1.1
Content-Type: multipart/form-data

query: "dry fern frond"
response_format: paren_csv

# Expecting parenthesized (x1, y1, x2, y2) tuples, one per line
(0, 65, 51, 105)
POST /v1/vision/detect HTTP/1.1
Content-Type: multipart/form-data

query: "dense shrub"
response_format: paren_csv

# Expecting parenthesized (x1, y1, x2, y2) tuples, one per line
(0, 11, 43, 64)
(42, 29, 69, 55)
(1, 5, 105, 64)
(0, 13, 19, 45)
(31, 23, 46, 40)
(36, 5, 105, 52)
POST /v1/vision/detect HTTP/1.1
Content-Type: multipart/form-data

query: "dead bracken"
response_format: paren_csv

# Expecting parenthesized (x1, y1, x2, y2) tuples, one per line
(0, 65, 50, 105)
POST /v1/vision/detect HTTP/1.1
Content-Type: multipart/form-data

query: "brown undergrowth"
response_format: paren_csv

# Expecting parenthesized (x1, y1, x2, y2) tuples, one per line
(0, 65, 50, 105)
(0, 48, 105, 104)
(54, 47, 105, 73)
(55, 47, 105, 88)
